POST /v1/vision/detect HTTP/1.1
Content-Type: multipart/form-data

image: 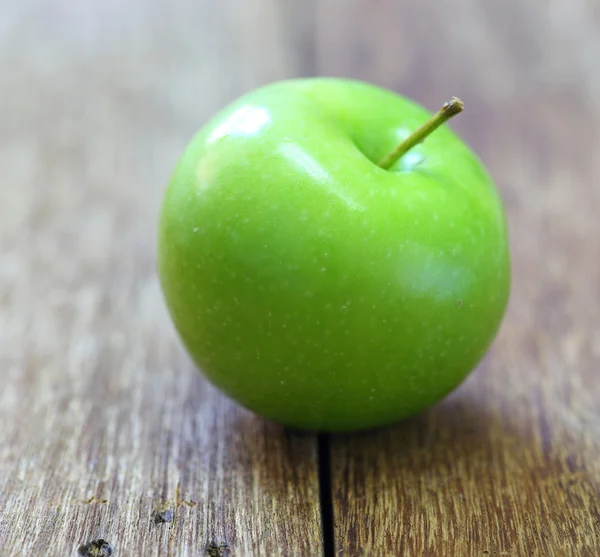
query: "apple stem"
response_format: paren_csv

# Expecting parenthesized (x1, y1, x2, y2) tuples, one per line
(377, 97, 464, 170)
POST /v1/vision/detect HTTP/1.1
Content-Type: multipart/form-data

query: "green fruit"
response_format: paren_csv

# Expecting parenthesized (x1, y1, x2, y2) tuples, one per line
(158, 78, 510, 432)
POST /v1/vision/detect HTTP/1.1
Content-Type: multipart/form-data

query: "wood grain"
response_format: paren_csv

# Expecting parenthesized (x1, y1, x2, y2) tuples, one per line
(317, 1, 600, 555)
(0, 1, 322, 556)
(3, 1, 600, 556)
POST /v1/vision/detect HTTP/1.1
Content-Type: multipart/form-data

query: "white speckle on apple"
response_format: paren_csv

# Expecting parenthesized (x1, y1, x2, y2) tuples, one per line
(321, 267, 326, 272)
(193, 227, 199, 232)
(340, 306, 348, 314)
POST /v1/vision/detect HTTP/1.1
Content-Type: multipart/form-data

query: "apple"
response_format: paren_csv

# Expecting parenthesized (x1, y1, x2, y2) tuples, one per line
(158, 78, 510, 432)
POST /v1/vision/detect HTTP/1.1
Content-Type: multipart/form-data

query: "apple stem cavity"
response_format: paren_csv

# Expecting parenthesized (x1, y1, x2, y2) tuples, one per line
(377, 97, 464, 170)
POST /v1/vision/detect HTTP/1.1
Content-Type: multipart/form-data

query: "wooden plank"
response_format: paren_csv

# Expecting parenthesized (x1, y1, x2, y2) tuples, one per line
(0, 1, 323, 555)
(317, 1, 600, 555)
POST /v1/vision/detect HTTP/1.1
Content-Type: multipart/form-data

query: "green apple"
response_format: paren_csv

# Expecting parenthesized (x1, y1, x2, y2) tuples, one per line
(158, 78, 510, 432)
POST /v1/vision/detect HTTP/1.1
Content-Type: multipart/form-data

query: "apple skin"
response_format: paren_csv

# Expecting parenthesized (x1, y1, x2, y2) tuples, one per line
(158, 78, 510, 432)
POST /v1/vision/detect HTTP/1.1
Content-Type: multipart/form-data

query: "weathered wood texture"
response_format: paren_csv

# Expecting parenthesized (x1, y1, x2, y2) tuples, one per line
(317, 1, 600, 555)
(0, 1, 322, 556)
(2, 1, 600, 556)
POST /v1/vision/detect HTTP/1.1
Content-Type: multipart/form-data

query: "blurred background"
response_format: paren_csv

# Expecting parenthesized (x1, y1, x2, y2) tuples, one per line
(1, 1, 599, 555)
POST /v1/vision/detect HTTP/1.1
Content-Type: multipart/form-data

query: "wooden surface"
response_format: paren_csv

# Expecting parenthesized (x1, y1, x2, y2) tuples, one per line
(319, 1, 600, 555)
(1, 1, 599, 556)
(0, 2, 322, 556)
